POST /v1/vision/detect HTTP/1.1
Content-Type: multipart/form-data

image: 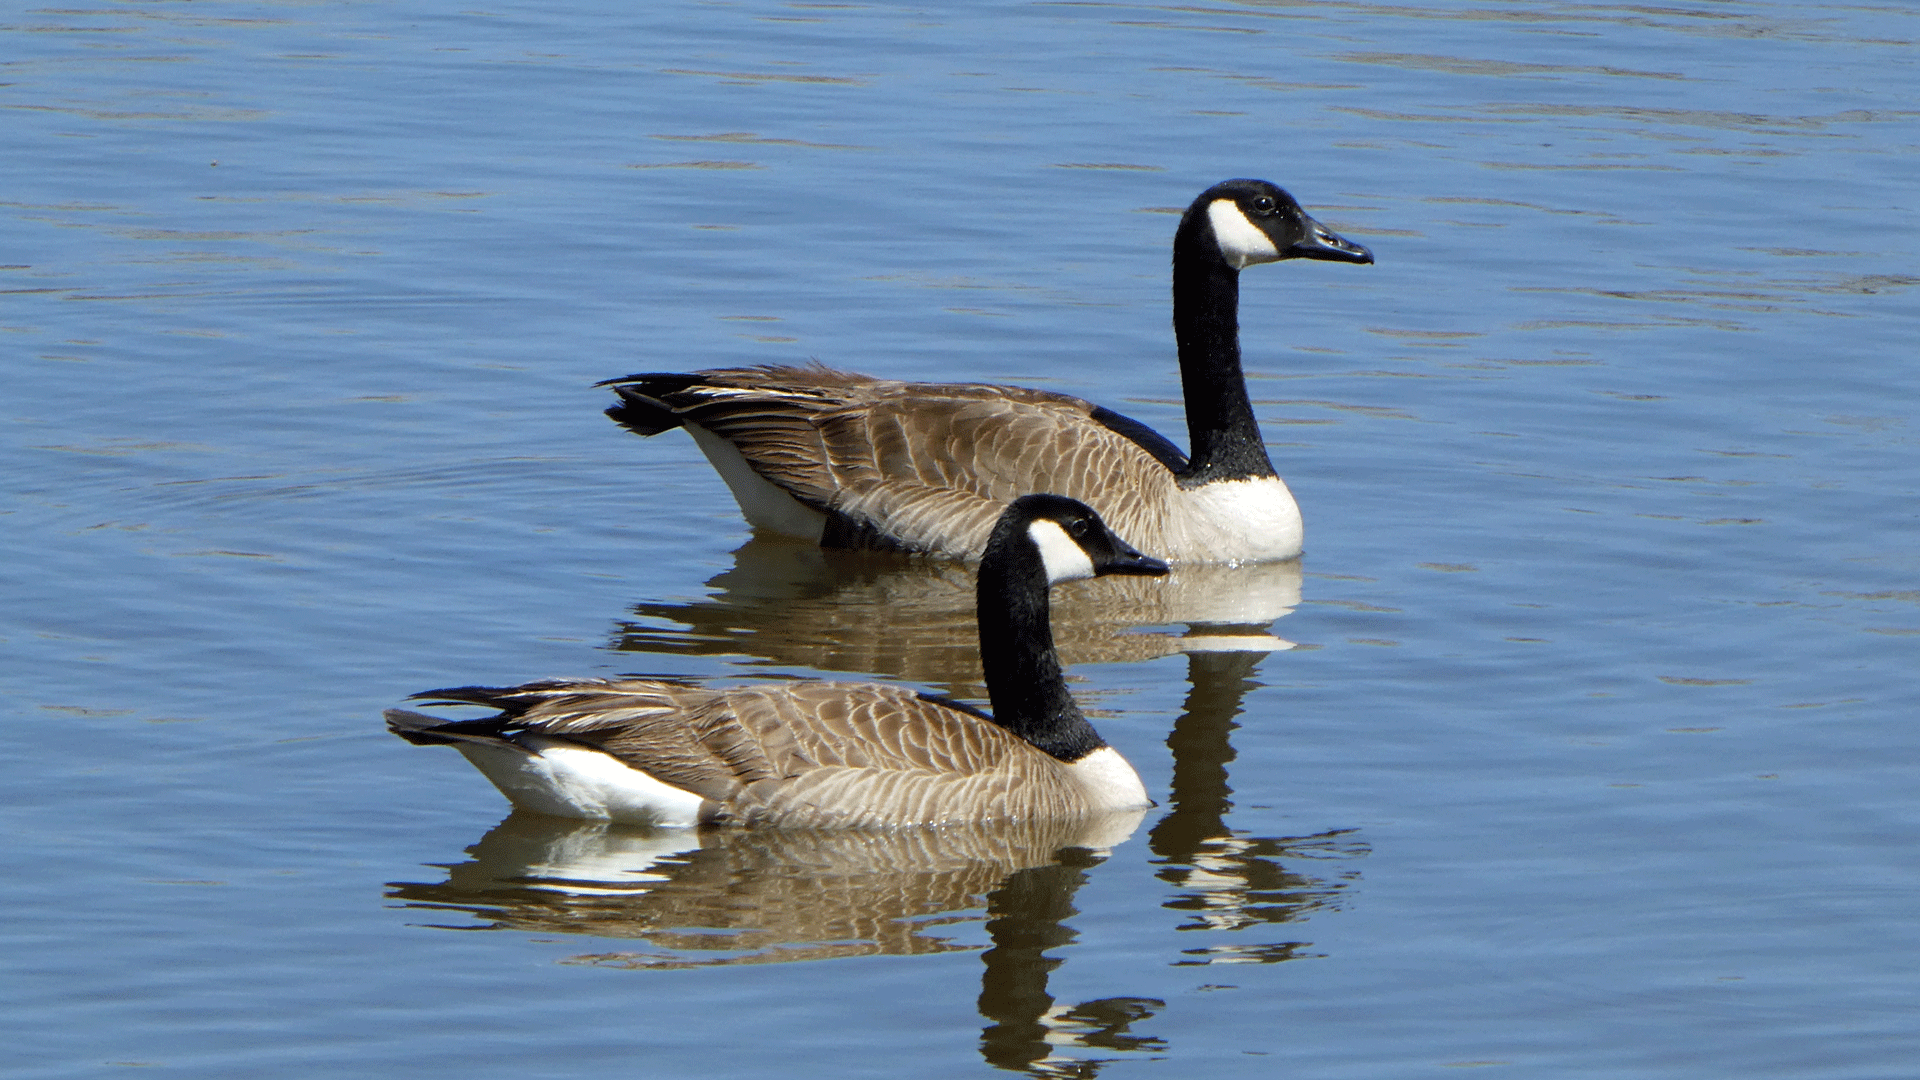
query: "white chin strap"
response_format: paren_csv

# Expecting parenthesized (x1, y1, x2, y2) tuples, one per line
(1027, 520, 1096, 583)
(1208, 199, 1281, 270)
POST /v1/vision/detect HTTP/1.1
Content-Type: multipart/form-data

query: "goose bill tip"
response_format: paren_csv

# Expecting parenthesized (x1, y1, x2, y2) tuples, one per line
(1293, 226, 1373, 265)
(1102, 552, 1171, 578)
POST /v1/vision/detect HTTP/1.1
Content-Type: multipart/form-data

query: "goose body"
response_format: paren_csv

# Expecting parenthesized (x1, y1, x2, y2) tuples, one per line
(388, 495, 1167, 827)
(603, 179, 1372, 564)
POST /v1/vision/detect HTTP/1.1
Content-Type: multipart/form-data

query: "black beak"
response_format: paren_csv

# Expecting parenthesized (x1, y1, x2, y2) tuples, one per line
(1289, 214, 1374, 265)
(1096, 529, 1171, 578)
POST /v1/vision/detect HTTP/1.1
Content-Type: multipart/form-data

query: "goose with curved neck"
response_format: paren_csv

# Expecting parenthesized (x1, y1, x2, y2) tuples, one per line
(976, 497, 1121, 764)
(1172, 179, 1373, 485)
(387, 495, 1168, 827)
(600, 179, 1372, 563)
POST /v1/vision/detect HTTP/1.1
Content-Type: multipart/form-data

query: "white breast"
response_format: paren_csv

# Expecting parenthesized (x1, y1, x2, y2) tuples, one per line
(1064, 746, 1151, 811)
(1165, 476, 1303, 563)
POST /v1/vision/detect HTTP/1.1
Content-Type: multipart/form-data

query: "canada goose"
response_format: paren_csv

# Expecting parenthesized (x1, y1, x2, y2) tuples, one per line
(601, 179, 1372, 563)
(386, 494, 1168, 827)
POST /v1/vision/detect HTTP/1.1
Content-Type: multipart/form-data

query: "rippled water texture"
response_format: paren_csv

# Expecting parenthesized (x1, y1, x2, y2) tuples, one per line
(4, 2, 1916, 1077)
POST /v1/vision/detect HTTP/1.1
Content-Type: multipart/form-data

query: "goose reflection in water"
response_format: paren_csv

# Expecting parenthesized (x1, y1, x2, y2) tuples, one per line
(387, 810, 1144, 966)
(1151, 651, 1368, 966)
(387, 810, 1177, 1074)
(389, 582, 1365, 1076)
(612, 536, 1304, 699)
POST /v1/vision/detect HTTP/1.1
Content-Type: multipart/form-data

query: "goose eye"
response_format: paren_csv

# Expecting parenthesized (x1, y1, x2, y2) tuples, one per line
(1250, 195, 1276, 215)
(1067, 518, 1092, 539)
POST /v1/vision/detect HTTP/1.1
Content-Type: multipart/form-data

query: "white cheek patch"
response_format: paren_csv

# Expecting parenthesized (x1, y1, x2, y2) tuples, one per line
(1027, 519, 1096, 584)
(1207, 199, 1281, 269)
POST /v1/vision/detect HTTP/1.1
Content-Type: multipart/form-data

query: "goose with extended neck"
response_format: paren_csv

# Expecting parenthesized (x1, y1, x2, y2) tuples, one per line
(387, 495, 1168, 827)
(600, 178, 1372, 564)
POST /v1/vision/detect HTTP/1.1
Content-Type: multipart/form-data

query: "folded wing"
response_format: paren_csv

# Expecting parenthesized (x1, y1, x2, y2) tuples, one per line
(604, 364, 1189, 559)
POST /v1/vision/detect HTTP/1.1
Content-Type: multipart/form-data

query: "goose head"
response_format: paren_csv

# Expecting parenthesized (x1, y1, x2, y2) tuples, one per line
(993, 494, 1171, 585)
(1181, 178, 1374, 272)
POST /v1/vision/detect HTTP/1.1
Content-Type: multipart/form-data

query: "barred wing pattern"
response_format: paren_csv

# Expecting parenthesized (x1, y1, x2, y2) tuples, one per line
(609, 364, 1193, 560)
(419, 679, 1099, 828)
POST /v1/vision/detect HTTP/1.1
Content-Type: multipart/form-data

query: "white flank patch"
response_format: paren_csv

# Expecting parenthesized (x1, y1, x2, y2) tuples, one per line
(1172, 476, 1303, 563)
(1207, 199, 1281, 270)
(684, 422, 828, 540)
(453, 738, 705, 827)
(1064, 746, 1151, 811)
(1027, 519, 1095, 583)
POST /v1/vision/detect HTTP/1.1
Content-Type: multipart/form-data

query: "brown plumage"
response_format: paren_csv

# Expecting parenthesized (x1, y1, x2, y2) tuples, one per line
(389, 494, 1168, 828)
(607, 361, 1194, 559)
(601, 180, 1374, 563)
(391, 678, 1110, 827)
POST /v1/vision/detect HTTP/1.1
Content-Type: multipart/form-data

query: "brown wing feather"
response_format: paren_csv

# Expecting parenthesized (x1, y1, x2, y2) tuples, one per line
(476, 681, 766, 806)
(644, 364, 1187, 558)
(490, 678, 1088, 826)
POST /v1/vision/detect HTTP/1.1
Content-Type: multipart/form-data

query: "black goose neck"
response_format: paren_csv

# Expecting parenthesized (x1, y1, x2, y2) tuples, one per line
(975, 535, 1106, 763)
(1171, 223, 1278, 486)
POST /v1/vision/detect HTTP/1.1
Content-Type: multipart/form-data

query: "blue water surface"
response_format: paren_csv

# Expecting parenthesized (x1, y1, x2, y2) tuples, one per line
(3, 2, 1916, 1077)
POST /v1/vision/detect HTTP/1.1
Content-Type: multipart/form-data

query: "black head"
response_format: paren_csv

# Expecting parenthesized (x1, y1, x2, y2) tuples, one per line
(991, 494, 1170, 585)
(1179, 178, 1374, 270)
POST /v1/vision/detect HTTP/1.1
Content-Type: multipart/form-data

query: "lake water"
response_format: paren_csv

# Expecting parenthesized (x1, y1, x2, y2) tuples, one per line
(4, 1, 1916, 1076)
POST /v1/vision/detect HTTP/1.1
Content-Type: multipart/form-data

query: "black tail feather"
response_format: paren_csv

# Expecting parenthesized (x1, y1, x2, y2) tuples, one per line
(406, 684, 523, 709)
(597, 372, 710, 438)
(384, 707, 515, 747)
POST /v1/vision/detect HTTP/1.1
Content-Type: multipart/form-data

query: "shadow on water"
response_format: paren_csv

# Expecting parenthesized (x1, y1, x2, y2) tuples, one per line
(612, 537, 1305, 699)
